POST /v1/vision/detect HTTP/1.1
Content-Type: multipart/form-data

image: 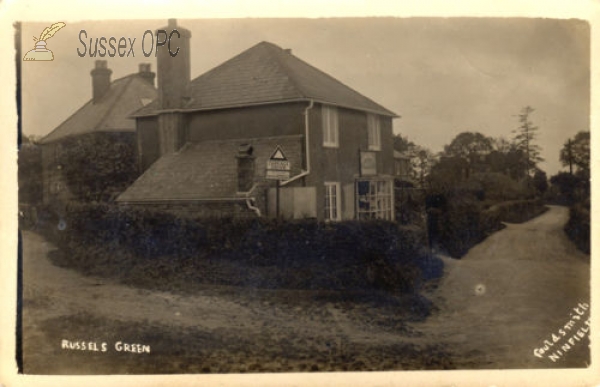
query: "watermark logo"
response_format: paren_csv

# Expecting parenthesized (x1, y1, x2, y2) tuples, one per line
(77, 29, 181, 58)
(23, 22, 66, 61)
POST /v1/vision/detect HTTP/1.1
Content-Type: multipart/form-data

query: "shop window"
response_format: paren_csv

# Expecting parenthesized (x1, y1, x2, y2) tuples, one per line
(356, 179, 393, 220)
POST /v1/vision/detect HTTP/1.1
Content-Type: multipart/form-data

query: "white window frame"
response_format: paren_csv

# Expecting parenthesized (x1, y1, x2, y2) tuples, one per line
(322, 105, 339, 148)
(324, 182, 342, 221)
(367, 113, 381, 151)
(356, 179, 394, 221)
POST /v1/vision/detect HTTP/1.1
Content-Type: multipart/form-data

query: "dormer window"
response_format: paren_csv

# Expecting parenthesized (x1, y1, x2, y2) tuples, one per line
(322, 105, 339, 148)
(367, 113, 381, 151)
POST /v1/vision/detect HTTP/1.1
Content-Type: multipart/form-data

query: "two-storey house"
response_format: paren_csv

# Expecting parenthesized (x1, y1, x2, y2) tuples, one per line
(117, 20, 399, 221)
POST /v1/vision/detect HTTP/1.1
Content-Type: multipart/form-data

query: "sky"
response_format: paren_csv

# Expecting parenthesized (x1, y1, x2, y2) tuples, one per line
(20, 17, 590, 176)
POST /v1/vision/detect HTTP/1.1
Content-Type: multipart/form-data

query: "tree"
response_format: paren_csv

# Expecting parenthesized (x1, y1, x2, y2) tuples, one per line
(512, 106, 544, 178)
(550, 172, 584, 204)
(393, 134, 415, 153)
(58, 133, 139, 202)
(444, 131, 494, 160)
(532, 169, 548, 196)
(411, 146, 436, 187)
(443, 131, 493, 178)
(18, 135, 43, 205)
(393, 134, 436, 188)
(560, 131, 590, 175)
(491, 136, 513, 154)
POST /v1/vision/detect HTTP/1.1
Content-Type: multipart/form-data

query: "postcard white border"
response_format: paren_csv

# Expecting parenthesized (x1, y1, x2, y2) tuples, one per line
(1, 1, 598, 386)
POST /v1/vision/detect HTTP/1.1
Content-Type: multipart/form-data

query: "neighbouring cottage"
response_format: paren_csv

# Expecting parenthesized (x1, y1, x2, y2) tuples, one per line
(39, 60, 157, 210)
(117, 19, 399, 221)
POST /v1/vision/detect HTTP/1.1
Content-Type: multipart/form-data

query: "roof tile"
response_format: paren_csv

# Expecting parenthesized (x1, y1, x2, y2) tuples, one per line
(134, 41, 396, 117)
(117, 135, 304, 202)
(40, 75, 157, 144)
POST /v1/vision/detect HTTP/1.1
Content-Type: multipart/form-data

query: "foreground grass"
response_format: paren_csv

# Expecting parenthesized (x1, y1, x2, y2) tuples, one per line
(26, 296, 454, 374)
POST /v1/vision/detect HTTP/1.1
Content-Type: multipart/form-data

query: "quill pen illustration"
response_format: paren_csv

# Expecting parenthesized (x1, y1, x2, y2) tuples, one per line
(34, 22, 66, 42)
(24, 22, 66, 61)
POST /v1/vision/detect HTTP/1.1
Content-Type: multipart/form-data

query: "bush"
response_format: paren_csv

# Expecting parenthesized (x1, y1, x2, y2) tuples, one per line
(427, 192, 502, 259)
(484, 199, 548, 224)
(564, 200, 590, 255)
(427, 196, 546, 259)
(40, 202, 442, 294)
(470, 172, 530, 202)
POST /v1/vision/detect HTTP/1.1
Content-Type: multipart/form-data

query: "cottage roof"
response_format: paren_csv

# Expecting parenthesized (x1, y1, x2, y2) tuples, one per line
(133, 41, 397, 117)
(117, 135, 303, 203)
(39, 75, 157, 144)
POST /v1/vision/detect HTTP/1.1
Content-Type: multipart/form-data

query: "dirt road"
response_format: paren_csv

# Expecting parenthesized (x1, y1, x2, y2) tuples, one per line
(406, 205, 591, 368)
(20, 205, 590, 372)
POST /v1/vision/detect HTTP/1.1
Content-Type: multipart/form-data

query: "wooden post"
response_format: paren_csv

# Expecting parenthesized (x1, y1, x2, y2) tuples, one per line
(276, 179, 280, 219)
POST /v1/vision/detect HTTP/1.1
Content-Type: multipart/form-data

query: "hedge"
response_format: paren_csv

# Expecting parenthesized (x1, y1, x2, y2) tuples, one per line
(564, 200, 590, 255)
(429, 197, 547, 258)
(484, 199, 548, 224)
(40, 202, 442, 294)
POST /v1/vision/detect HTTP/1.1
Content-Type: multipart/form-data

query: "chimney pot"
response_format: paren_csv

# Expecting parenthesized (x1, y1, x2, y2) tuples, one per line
(138, 63, 156, 86)
(90, 60, 112, 103)
(237, 144, 254, 157)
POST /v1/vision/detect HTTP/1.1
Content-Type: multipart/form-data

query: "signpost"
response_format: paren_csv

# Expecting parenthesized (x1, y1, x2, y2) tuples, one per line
(266, 146, 291, 218)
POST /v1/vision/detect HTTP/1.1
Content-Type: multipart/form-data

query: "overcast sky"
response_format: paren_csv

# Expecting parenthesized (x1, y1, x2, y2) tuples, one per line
(21, 17, 589, 175)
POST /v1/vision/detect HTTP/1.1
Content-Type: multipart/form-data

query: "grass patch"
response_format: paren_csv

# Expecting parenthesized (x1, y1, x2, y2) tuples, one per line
(27, 306, 454, 374)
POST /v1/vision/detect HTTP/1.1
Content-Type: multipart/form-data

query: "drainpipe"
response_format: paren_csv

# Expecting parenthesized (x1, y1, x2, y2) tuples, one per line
(245, 198, 262, 217)
(280, 100, 314, 186)
(238, 183, 262, 217)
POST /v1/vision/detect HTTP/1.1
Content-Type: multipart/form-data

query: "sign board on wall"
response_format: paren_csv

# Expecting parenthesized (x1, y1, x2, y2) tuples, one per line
(266, 146, 291, 180)
(360, 151, 377, 176)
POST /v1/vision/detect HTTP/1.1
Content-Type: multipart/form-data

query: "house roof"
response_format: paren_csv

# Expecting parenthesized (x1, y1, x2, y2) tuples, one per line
(40, 74, 157, 144)
(117, 135, 304, 203)
(133, 41, 397, 117)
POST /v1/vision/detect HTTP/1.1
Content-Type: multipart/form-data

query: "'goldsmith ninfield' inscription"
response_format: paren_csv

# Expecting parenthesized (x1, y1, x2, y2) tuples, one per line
(532, 302, 590, 363)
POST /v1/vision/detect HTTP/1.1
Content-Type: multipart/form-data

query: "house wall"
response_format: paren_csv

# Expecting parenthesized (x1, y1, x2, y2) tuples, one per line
(136, 116, 160, 172)
(186, 103, 306, 145)
(133, 102, 395, 221)
(307, 104, 395, 221)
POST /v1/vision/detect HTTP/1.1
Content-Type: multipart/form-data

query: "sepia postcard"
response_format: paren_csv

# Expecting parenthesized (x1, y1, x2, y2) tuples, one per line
(1, 1, 599, 386)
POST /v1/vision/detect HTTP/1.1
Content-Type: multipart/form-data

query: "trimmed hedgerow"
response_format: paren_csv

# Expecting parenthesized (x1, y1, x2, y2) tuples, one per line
(428, 196, 546, 259)
(564, 200, 590, 255)
(42, 202, 442, 294)
(484, 199, 548, 224)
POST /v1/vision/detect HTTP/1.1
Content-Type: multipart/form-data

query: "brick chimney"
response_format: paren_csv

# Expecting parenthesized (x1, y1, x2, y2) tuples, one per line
(237, 144, 255, 192)
(90, 60, 112, 103)
(157, 18, 191, 109)
(156, 19, 191, 156)
(138, 63, 156, 86)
